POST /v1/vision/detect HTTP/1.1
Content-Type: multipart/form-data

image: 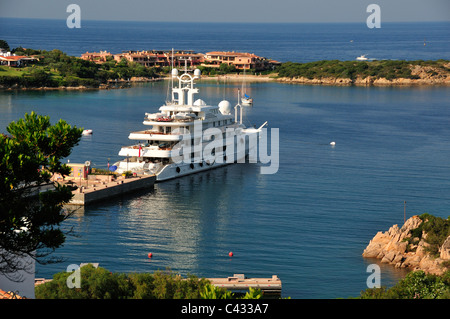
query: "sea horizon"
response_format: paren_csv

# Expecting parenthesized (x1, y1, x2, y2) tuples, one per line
(1, 18, 449, 62)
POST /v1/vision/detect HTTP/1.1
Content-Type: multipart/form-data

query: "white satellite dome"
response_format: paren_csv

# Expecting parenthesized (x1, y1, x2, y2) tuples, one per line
(218, 100, 232, 115)
(194, 99, 207, 106)
(194, 69, 201, 77)
(171, 69, 179, 77)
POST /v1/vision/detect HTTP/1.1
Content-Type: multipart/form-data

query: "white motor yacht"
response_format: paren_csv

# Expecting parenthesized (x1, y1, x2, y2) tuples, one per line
(112, 62, 267, 182)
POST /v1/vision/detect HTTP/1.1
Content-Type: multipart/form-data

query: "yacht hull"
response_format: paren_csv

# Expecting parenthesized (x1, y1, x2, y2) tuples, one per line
(114, 137, 256, 182)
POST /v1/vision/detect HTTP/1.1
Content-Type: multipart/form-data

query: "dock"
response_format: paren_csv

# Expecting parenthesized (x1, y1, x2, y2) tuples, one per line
(65, 174, 156, 205)
(208, 274, 282, 296)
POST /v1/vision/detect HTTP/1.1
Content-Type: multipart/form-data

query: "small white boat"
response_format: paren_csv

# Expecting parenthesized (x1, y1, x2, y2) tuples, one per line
(356, 55, 368, 61)
(82, 129, 93, 135)
(241, 93, 253, 105)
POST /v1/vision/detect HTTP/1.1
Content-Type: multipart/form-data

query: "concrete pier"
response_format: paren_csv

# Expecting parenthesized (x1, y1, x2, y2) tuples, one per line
(208, 274, 282, 296)
(67, 174, 156, 205)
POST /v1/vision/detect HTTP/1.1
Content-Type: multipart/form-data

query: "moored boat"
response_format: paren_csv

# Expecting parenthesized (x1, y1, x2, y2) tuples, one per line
(112, 61, 267, 182)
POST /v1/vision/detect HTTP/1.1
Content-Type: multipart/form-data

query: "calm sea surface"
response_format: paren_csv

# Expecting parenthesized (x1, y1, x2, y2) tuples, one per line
(0, 19, 450, 299)
(1, 18, 449, 62)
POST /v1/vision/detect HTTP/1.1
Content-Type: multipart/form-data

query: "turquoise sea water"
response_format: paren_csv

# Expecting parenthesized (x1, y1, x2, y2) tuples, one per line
(0, 19, 450, 298)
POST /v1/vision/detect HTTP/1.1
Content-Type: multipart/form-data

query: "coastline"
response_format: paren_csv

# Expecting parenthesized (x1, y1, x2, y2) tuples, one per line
(276, 75, 450, 86)
(0, 77, 163, 91)
(1, 66, 449, 91)
(198, 74, 277, 82)
(202, 71, 450, 86)
(363, 216, 450, 276)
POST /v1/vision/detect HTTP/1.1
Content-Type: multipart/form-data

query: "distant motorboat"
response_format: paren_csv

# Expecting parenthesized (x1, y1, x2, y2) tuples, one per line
(82, 129, 93, 135)
(356, 55, 368, 61)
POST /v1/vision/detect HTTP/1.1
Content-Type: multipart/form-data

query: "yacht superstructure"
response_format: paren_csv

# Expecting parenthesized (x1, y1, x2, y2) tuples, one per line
(113, 63, 267, 182)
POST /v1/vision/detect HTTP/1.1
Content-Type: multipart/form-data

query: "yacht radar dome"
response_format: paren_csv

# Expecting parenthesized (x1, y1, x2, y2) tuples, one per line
(194, 69, 201, 78)
(194, 99, 207, 106)
(219, 100, 232, 115)
(171, 69, 179, 77)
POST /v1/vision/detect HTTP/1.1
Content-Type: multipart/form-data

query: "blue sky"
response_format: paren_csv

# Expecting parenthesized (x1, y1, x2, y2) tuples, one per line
(0, 0, 449, 23)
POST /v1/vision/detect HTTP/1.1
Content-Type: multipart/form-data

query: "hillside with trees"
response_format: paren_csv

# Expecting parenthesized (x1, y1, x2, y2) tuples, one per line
(276, 59, 450, 85)
(0, 45, 159, 89)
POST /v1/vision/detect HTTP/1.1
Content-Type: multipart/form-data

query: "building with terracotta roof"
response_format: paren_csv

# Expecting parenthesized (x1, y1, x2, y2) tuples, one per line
(112, 50, 204, 68)
(0, 54, 37, 67)
(80, 50, 113, 63)
(112, 50, 158, 67)
(80, 49, 279, 71)
(203, 51, 269, 70)
(81, 50, 204, 69)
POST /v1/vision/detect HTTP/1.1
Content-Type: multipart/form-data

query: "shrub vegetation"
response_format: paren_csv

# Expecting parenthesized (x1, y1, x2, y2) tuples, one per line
(358, 270, 450, 299)
(276, 59, 449, 81)
(408, 213, 450, 257)
(35, 265, 264, 299)
(0, 46, 159, 88)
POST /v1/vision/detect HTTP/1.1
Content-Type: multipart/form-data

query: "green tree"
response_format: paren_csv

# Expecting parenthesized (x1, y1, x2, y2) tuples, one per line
(0, 112, 82, 278)
(35, 264, 133, 299)
(24, 68, 56, 87)
(0, 40, 10, 52)
(420, 214, 450, 256)
(200, 284, 234, 299)
(218, 63, 237, 74)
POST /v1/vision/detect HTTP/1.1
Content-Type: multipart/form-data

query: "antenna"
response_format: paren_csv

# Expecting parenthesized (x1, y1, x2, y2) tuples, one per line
(235, 89, 243, 124)
(166, 48, 175, 104)
(171, 48, 174, 89)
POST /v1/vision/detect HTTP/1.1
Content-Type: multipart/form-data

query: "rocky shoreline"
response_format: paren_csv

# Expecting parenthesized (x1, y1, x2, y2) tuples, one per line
(279, 63, 450, 86)
(277, 76, 450, 86)
(2, 66, 449, 90)
(0, 76, 162, 91)
(363, 216, 450, 276)
(202, 70, 450, 86)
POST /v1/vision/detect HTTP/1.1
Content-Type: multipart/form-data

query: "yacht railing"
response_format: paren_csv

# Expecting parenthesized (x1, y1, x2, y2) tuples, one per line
(131, 130, 186, 136)
(121, 143, 174, 151)
(144, 116, 199, 123)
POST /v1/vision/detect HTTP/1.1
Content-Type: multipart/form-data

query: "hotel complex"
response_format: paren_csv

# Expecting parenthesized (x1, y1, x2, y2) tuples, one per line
(81, 49, 280, 71)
